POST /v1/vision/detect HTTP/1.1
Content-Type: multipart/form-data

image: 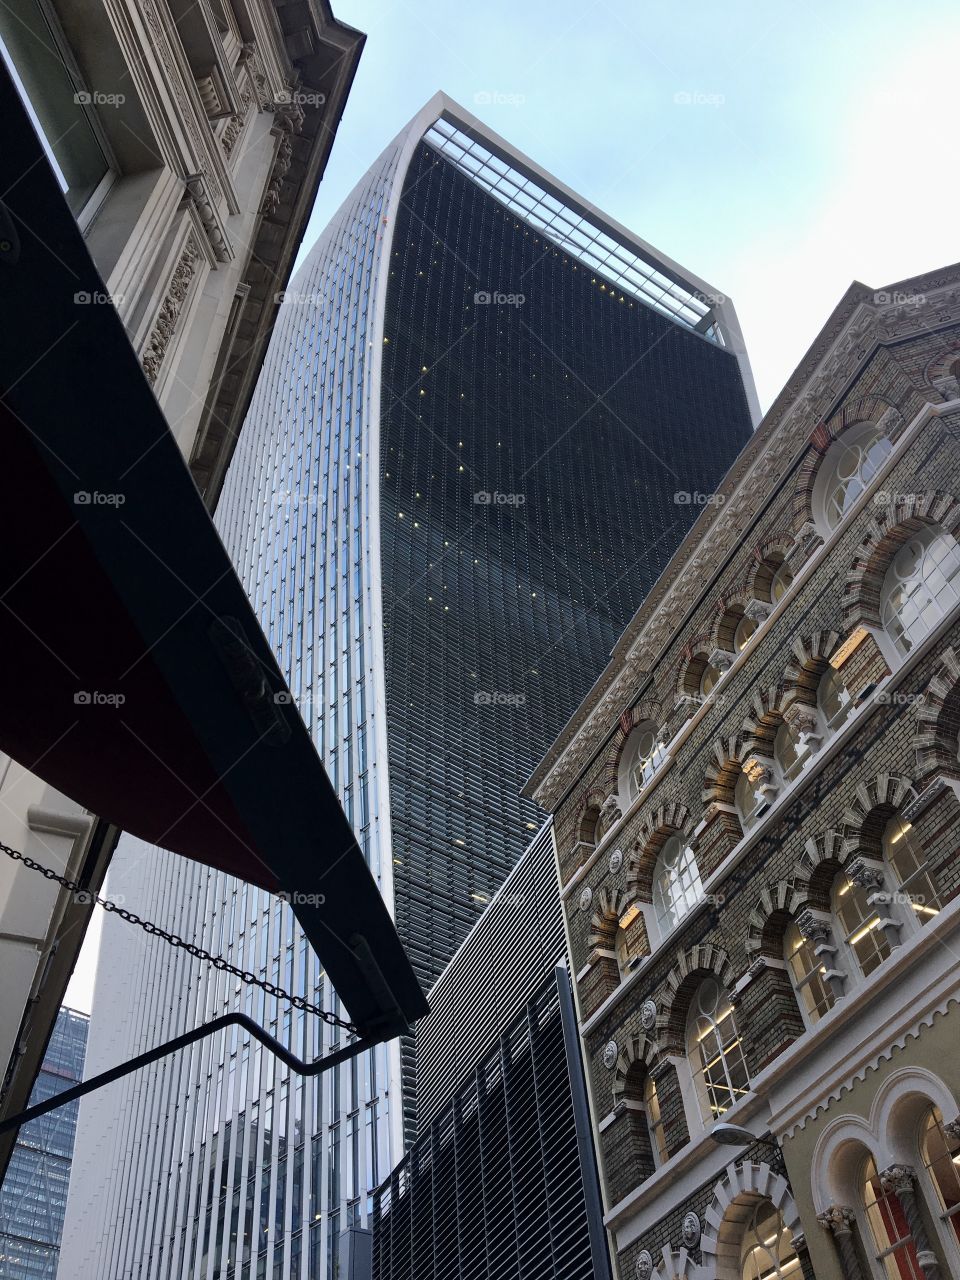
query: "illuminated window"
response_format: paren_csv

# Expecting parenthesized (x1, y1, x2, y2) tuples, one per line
(784, 921, 835, 1023)
(921, 1106, 960, 1247)
(644, 1075, 668, 1167)
(652, 837, 703, 937)
(814, 424, 893, 532)
(774, 722, 808, 784)
(881, 528, 960, 655)
(740, 1199, 802, 1280)
(832, 872, 890, 978)
(700, 662, 720, 699)
(686, 978, 749, 1120)
(735, 768, 767, 830)
(615, 923, 632, 979)
(883, 817, 941, 926)
(863, 1154, 925, 1279)
(770, 559, 793, 602)
(734, 612, 758, 652)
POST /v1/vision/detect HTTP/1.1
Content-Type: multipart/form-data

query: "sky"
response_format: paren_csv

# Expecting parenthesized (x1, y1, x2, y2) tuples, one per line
(63, 0, 960, 1015)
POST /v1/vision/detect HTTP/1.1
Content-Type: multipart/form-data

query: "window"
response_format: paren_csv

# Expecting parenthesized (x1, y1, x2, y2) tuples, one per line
(774, 722, 808, 784)
(818, 668, 854, 736)
(700, 662, 720, 699)
(733, 611, 758, 652)
(0, 0, 115, 226)
(615, 923, 632, 979)
(921, 1106, 960, 1246)
(652, 837, 703, 937)
(740, 1199, 801, 1280)
(863, 1154, 925, 1279)
(686, 978, 749, 1120)
(621, 722, 667, 801)
(883, 817, 941, 927)
(784, 921, 835, 1023)
(814, 424, 893, 532)
(832, 872, 890, 978)
(644, 1075, 668, 1166)
(881, 527, 960, 655)
(770, 559, 794, 602)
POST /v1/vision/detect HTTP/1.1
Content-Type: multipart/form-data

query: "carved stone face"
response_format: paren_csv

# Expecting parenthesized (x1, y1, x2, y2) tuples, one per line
(602, 1040, 618, 1069)
(635, 1249, 653, 1280)
(681, 1212, 701, 1248)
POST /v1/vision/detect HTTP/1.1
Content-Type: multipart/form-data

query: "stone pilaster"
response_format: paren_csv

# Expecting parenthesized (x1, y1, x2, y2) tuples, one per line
(817, 1205, 868, 1280)
(879, 1165, 941, 1279)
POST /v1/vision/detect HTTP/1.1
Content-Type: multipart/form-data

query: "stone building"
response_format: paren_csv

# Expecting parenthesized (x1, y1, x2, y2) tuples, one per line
(524, 264, 960, 1280)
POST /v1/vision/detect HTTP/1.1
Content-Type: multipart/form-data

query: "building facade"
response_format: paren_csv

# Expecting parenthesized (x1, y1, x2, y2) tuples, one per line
(373, 823, 610, 1280)
(0, 1008, 88, 1280)
(61, 95, 757, 1279)
(525, 265, 960, 1280)
(0, 0, 362, 1169)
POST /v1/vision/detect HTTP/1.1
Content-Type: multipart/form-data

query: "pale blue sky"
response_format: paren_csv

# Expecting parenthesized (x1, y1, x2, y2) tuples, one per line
(296, 0, 960, 410)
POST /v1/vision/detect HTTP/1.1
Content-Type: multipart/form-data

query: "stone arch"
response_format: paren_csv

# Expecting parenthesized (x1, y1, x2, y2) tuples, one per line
(794, 829, 850, 906)
(841, 772, 916, 859)
(783, 630, 842, 705)
(841, 492, 960, 630)
(575, 789, 607, 847)
(702, 736, 750, 807)
(741, 685, 794, 755)
(700, 1159, 803, 1279)
(586, 887, 632, 951)
(711, 585, 753, 653)
(676, 636, 716, 700)
(627, 802, 696, 898)
(923, 343, 960, 402)
(745, 881, 806, 957)
(747, 532, 797, 602)
(649, 1246, 701, 1280)
(792, 398, 904, 529)
(611, 1031, 658, 1104)
(913, 645, 960, 780)
(659, 943, 737, 1049)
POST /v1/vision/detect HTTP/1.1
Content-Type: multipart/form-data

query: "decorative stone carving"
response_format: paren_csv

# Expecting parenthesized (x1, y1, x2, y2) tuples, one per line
(602, 1040, 618, 1069)
(635, 1250, 653, 1280)
(744, 597, 773, 625)
(784, 700, 823, 751)
(944, 1117, 960, 1141)
(599, 794, 623, 832)
(787, 520, 824, 572)
(185, 175, 231, 263)
(262, 131, 294, 216)
(578, 886, 593, 912)
(818, 1206, 868, 1280)
(608, 848, 624, 875)
(707, 646, 735, 674)
(879, 1166, 942, 1278)
(640, 999, 658, 1032)
(142, 236, 201, 384)
(681, 1211, 701, 1248)
(221, 89, 251, 159)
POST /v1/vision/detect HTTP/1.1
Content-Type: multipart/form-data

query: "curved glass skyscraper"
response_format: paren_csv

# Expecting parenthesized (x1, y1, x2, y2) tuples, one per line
(62, 95, 756, 1280)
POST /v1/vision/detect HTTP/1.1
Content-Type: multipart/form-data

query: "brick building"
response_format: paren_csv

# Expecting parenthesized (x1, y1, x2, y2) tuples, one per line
(524, 264, 960, 1280)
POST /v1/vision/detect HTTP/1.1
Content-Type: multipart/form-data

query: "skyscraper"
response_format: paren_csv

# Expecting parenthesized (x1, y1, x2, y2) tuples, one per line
(0, 1008, 87, 1280)
(62, 94, 756, 1279)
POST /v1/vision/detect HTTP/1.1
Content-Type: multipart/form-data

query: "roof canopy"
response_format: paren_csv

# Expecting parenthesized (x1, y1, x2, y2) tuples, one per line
(0, 72, 427, 1040)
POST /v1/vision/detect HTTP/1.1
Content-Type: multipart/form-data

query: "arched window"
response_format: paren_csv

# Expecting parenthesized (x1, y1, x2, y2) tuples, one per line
(700, 661, 720, 700)
(735, 768, 767, 830)
(740, 1199, 801, 1279)
(770, 559, 794, 602)
(686, 978, 749, 1120)
(733, 611, 758, 653)
(883, 817, 942, 927)
(620, 722, 667, 802)
(615, 922, 632, 979)
(784, 921, 835, 1024)
(652, 837, 703, 937)
(813, 424, 893, 532)
(881, 527, 960, 655)
(831, 871, 890, 978)
(818, 668, 854, 737)
(644, 1075, 668, 1167)
(921, 1106, 960, 1247)
(774, 722, 807, 784)
(863, 1154, 925, 1279)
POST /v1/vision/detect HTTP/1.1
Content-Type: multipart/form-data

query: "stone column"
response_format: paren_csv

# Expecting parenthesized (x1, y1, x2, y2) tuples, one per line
(880, 1164, 942, 1279)
(817, 1205, 868, 1280)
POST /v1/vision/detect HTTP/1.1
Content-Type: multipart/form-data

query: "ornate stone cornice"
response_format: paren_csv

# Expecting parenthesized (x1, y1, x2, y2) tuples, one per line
(526, 271, 960, 812)
(141, 235, 202, 384)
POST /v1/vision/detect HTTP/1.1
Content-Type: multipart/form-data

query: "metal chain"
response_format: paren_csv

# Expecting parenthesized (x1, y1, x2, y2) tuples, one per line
(0, 841, 356, 1034)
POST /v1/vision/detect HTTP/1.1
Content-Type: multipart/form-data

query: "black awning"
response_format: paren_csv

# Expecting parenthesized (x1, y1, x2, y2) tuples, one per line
(0, 70, 427, 1040)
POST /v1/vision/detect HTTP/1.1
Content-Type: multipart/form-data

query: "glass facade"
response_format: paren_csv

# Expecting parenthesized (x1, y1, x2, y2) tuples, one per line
(0, 1007, 88, 1280)
(62, 99, 754, 1280)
